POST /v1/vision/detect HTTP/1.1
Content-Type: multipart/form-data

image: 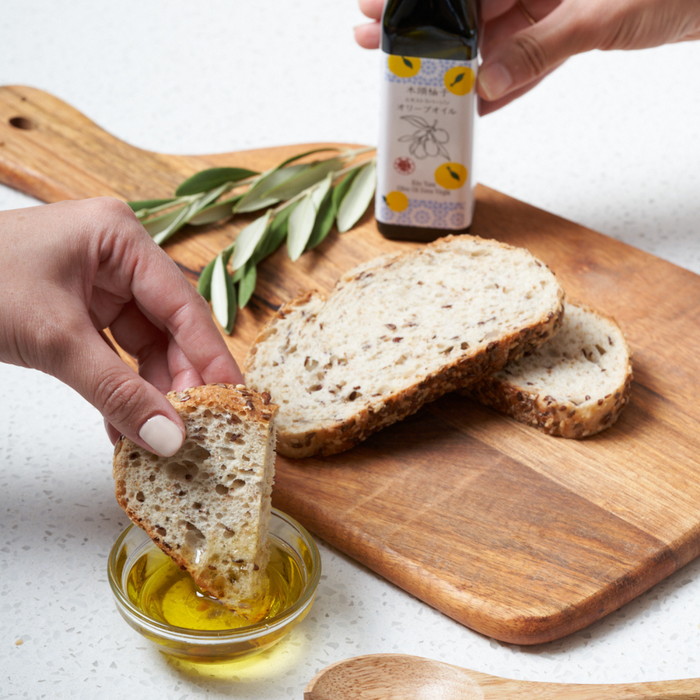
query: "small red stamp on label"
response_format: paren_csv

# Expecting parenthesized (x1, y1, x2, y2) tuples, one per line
(393, 157, 415, 175)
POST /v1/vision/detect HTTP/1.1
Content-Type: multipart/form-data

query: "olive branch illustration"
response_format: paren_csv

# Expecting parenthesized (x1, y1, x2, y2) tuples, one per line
(398, 116, 451, 160)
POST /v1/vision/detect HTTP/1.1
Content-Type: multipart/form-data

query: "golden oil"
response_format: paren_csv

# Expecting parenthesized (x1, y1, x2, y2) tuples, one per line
(126, 540, 304, 631)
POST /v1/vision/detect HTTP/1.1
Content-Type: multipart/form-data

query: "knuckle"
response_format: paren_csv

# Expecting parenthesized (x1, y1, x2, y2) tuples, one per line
(25, 314, 78, 376)
(511, 33, 550, 81)
(89, 196, 137, 220)
(92, 369, 149, 429)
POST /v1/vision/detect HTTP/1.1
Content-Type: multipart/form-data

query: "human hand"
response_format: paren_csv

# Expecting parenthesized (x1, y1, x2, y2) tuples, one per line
(354, 0, 384, 49)
(0, 198, 244, 457)
(354, 0, 700, 115)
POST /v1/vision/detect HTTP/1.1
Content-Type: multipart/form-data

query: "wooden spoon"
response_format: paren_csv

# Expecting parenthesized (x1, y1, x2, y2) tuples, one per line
(304, 654, 700, 700)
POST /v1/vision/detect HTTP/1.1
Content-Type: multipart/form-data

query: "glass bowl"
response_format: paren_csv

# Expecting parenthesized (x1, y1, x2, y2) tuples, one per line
(108, 508, 321, 664)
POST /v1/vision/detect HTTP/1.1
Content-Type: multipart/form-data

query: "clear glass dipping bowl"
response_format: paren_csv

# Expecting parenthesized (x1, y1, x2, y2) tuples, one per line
(107, 508, 320, 664)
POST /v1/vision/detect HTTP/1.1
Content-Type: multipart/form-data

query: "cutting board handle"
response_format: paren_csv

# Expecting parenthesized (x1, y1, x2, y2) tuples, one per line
(0, 84, 204, 204)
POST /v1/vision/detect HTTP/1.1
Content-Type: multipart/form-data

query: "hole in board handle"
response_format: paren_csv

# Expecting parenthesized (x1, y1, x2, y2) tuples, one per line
(9, 116, 33, 130)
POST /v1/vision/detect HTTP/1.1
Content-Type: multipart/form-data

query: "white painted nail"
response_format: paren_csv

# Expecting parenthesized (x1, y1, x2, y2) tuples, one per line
(139, 415, 183, 457)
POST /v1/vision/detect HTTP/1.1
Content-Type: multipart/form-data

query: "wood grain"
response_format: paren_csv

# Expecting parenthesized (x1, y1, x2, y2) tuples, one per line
(2, 85, 700, 644)
(304, 654, 700, 700)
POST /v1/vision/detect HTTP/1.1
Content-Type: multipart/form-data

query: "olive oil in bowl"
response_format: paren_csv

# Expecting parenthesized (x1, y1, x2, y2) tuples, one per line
(126, 540, 304, 631)
(108, 509, 321, 664)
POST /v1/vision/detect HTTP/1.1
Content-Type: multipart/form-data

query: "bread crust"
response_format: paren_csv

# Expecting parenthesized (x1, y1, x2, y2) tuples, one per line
(245, 235, 565, 458)
(468, 304, 633, 438)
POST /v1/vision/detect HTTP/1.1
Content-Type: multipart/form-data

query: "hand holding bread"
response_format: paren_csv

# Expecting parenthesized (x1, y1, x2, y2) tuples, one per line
(0, 199, 244, 458)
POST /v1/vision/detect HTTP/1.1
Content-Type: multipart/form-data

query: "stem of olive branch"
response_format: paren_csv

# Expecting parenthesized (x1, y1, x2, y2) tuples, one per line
(135, 174, 261, 220)
(332, 156, 377, 180)
(139, 149, 375, 220)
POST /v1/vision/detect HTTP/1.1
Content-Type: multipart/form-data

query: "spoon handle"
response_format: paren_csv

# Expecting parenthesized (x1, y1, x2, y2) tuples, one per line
(485, 676, 700, 699)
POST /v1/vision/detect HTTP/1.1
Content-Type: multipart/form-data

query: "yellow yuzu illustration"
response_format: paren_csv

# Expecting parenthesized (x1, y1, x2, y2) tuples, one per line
(388, 55, 421, 79)
(444, 66, 475, 95)
(435, 162, 467, 189)
(383, 191, 409, 212)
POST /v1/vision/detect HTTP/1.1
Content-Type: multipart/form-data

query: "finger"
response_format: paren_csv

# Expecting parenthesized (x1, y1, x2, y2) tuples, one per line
(105, 419, 121, 445)
(481, 3, 538, 57)
(54, 314, 186, 457)
(168, 340, 207, 392)
(354, 21, 381, 49)
(477, 62, 564, 115)
(477, 2, 597, 102)
(108, 299, 172, 394)
(480, 0, 519, 23)
(97, 202, 244, 387)
(358, 0, 384, 21)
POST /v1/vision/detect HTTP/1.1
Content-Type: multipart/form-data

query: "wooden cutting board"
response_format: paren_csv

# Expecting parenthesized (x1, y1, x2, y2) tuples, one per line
(2, 85, 700, 645)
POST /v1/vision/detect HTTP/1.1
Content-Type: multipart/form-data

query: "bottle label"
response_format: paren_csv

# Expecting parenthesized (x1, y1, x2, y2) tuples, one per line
(376, 54, 477, 230)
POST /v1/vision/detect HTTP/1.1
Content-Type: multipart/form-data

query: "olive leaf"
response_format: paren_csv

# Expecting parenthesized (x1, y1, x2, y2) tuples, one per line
(129, 198, 177, 214)
(229, 210, 272, 271)
(234, 163, 309, 213)
(238, 263, 257, 309)
(287, 172, 333, 261)
(336, 161, 377, 233)
(175, 167, 258, 196)
(276, 146, 340, 168)
(197, 257, 216, 301)
(211, 251, 237, 334)
(264, 157, 343, 202)
(252, 203, 298, 264)
(145, 204, 192, 244)
(234, 148, 340, 213)
(188, 195, 243, 226)
(305, 186, 336, 251)
(198, 245, 233, 301)
(149, 185, 233, 244)
(287, 193, 317, 262)
(331, 168, 358, 211)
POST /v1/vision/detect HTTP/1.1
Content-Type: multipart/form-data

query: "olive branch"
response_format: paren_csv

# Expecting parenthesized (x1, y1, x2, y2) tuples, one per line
(129, 147, 377, 333)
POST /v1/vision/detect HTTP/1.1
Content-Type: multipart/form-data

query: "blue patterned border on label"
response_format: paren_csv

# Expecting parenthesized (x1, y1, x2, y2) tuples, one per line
(378, 199, 466, 230)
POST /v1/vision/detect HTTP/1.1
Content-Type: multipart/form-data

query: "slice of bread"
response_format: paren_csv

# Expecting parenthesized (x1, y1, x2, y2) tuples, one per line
(113, 383, 277, 619)
(468, 303, 632, 437)
(244, 235, 564, 458)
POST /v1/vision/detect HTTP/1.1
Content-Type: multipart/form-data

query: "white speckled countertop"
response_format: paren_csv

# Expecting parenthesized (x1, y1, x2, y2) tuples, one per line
(2, 1, 700, 697)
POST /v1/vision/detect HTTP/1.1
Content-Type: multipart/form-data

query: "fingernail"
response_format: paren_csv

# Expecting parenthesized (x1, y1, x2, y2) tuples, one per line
(478, 63, 513, 101)
(139, 415, 183, 457)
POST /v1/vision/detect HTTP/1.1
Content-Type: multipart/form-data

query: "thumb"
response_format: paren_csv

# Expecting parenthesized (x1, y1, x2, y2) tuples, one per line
(478, 5, 598, 102)
(58, 325, 186, 457)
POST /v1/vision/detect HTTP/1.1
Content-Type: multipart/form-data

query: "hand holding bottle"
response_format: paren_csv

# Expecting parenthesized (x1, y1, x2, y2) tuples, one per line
(356, 0, 700, 114)
(0, 198, 244, 457)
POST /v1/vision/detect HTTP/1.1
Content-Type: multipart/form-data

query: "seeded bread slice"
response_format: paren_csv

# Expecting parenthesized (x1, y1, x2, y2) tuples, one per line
(468, 303, 632, 437)
(113, 383, 277, 620)
(244, 235, 564, 458)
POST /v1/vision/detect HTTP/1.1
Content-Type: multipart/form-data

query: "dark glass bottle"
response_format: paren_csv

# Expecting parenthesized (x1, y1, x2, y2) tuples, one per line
(376, 0, 479, 242)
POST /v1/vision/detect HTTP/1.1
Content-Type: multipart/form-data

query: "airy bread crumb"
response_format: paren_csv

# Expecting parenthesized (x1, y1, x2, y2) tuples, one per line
(113, 383, 277, 620)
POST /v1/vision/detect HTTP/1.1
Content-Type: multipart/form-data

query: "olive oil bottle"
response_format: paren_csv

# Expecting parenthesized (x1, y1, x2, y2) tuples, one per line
(376, 0, 479, 241)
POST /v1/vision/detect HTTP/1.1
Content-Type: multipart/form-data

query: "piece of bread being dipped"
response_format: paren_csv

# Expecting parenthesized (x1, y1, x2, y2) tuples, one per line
(113, 383, 277, 621)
